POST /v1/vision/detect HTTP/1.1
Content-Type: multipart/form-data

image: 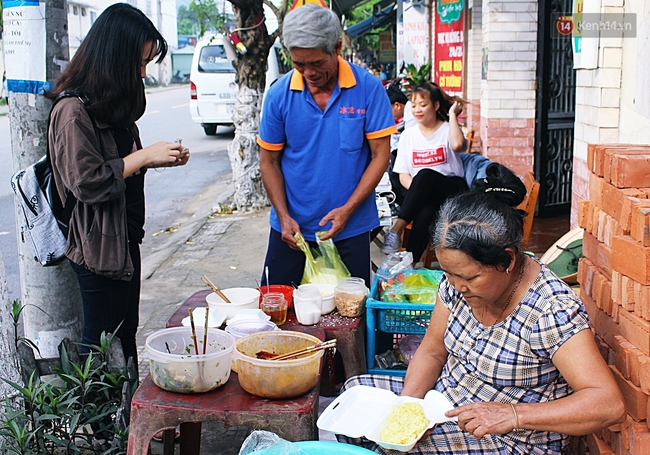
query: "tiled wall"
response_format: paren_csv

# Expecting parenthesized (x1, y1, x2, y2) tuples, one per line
(464, 0, 482, 150)
(478, 0, 537, 175)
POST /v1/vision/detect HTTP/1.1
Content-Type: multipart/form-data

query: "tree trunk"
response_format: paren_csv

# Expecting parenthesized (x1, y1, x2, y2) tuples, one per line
(228, 87, 268, 210)
(227, 0, 276, 210)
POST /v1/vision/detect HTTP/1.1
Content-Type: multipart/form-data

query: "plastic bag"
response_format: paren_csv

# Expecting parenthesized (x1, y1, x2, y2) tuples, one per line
(238, 430, 308, 455)
(395, 335, 425, 365)
(376, 251, 413, 282)
(374, 349, 407, 370)
(295, 232, 351, 285)
(380, 269, 441, 303)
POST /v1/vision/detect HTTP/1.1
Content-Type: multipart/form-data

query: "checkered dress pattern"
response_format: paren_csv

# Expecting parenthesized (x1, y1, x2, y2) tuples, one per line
(338, 260, 590, 454)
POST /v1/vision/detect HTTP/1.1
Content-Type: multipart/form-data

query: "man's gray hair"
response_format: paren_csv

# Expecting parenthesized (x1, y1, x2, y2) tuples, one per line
(283, 5, 341, 55)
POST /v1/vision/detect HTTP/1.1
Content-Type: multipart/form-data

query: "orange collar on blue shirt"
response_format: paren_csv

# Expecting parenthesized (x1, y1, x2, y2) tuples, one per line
(289, 56, 357, 91)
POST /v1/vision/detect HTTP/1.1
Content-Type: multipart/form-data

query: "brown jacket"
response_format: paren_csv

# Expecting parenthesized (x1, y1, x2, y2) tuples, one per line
(49, 97, 143, 280)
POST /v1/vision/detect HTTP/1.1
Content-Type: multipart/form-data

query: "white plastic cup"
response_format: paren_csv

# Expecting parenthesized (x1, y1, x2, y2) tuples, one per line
(299, 283, 336, 314)
(293, 287, 323, 325)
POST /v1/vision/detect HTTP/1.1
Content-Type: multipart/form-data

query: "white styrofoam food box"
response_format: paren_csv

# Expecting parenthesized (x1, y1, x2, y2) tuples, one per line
(317, 385, 456, 452)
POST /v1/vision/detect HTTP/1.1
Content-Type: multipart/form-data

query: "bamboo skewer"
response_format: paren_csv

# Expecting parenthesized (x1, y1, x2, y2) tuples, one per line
(201, 275, 231, 303)
(188, 308, 200, 355)
(267, 339, 337, 361)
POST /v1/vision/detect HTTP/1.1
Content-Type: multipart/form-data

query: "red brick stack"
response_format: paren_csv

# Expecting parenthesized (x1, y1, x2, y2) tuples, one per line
(577, 144, 650, 455)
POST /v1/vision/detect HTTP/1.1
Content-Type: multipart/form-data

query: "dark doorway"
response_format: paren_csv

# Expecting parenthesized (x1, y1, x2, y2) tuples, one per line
(534, 0, 576, 217)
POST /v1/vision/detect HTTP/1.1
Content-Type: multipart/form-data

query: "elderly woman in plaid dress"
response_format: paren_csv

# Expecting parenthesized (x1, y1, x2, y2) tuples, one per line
(341, 163, 625, 454)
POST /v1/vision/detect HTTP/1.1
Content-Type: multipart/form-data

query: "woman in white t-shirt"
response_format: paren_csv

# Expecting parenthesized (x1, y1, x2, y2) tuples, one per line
(381, 83, 468, 261)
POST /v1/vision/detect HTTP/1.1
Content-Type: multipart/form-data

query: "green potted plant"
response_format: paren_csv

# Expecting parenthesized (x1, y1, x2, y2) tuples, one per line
(403, 61, 432, 90)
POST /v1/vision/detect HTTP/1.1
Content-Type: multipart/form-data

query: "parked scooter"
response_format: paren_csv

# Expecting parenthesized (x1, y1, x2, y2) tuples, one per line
(144, 74, 158, 87)
(172, 70, 190, 84)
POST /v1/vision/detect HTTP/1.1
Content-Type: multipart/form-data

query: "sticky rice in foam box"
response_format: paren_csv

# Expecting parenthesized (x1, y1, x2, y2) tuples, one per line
(317, 385, 457, 452)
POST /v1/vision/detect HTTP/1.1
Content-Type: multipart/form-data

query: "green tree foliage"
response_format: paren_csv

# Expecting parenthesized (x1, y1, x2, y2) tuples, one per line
(177, 5, 199, 35)
(189, 0, 228, 38)
(345, 0, 384, 54)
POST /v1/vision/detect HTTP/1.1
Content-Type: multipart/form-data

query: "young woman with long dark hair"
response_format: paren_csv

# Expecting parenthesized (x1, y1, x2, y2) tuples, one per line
(47, 3, 189, 363)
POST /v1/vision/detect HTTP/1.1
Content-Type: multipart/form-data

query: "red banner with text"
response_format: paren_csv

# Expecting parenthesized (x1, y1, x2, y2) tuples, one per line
(434, 0, 465, 98)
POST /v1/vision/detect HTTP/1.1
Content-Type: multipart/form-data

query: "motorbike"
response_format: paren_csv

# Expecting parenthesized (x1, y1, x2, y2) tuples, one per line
(144, 74, 158, 87)
(172, 70, 190, 84)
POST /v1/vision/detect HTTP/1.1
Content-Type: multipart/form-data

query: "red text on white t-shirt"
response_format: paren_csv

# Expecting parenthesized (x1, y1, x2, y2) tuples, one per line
(412, 147, 447, 167)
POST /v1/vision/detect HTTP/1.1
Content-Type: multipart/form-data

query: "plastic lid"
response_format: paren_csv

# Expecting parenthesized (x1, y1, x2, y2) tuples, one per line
(335, 277, 368, 295)
(226, 320, 277, 338)
(226, 309, 271, 326)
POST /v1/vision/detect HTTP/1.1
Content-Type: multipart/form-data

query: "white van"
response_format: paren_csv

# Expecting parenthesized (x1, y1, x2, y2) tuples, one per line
(189, 36, 290, 135)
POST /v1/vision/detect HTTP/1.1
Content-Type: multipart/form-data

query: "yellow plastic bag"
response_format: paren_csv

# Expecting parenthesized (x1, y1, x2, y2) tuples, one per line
(295, 232, 351, 285)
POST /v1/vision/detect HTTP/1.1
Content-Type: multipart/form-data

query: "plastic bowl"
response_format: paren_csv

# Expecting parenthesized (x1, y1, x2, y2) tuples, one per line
(259, 284, 294, 308)
(225, 320, 278, 373)
(146, 327, 234, 393)
(300, 283, 336, 314)
(234, 331, 323, 399)
(206, 287, 261, 320)
(225, 320, 278, 341)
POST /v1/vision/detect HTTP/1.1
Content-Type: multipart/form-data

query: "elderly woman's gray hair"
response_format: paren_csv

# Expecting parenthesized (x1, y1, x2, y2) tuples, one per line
(282, 4, 341, 55)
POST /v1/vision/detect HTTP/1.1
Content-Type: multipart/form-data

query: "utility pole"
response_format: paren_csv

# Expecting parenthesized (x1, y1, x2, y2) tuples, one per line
(6, 0, 82, 358)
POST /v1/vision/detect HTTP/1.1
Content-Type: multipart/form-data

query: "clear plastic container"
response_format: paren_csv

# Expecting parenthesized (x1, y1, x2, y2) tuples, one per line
(146, 327, 234, 393)
(334, 277, 368, 317)
(225, 319, 278, 340)
(234, 331, 324, 399)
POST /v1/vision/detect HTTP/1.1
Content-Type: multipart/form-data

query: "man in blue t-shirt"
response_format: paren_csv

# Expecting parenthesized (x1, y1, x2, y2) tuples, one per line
(258, 5, 396, 287)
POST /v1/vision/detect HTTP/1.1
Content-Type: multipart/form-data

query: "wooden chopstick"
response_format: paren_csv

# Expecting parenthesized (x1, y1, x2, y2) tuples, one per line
(201, 275, 231, 303)
(269, 339, 337, 361)
(188, 308, 200, 355)
(271, 340, 337, 361)
(202, 306, 209, 355)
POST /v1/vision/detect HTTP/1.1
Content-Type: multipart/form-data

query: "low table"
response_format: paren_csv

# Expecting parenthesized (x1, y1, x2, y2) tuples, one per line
(127, 371, 321, 455)
(167, 289, 367, 394)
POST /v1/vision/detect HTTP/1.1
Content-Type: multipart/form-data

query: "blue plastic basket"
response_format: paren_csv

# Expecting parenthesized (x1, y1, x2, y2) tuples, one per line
(365, 270, 443, 376)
